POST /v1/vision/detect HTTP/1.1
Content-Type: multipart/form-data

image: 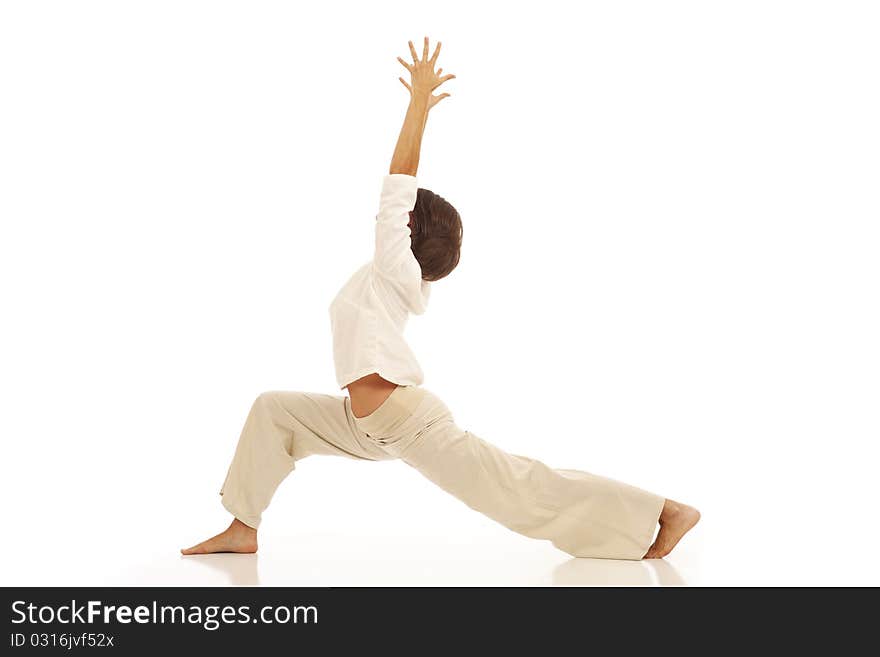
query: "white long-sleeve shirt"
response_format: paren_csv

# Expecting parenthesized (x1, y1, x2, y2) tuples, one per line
(328, 174, 431, 389)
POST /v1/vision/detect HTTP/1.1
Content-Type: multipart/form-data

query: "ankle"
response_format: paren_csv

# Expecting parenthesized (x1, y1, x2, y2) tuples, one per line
(660, 499, 681, 523)
(230, 518, 257, 535)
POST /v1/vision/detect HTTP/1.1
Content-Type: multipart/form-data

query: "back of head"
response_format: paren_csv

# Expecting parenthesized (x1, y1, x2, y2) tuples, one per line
(409, 188, 463, 282)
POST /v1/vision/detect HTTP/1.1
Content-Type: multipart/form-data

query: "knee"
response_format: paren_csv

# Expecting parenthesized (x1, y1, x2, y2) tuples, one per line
(255, 391, 276, 404)
(251, 391, 281, 416)
(246, 391, 296, 457)
(251, 390, 309, 423)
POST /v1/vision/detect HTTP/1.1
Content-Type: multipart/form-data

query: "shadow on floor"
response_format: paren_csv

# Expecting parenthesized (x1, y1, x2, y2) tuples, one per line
(176, 550, 684, 586)
(552, 557, 685, 586)
(180, 553, 260, 586)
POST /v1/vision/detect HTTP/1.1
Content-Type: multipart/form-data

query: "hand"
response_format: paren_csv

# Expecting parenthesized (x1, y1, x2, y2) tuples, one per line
(397, 37, 455, 110)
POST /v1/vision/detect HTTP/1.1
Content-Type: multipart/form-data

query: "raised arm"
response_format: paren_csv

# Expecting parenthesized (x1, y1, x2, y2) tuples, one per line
(390, 37, 455, 175)
(372, 38, 455, 305)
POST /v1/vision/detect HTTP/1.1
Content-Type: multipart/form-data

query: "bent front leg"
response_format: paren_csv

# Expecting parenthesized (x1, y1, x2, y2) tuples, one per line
(219, 391, 387, 529)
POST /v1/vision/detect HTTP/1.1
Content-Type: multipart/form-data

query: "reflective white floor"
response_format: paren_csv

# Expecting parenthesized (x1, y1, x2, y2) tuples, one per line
(3, 445, 876, 587)
(11, 532, 695, 588)
(113, 549, 689, 587)
(3, 504, 879, 586)
(5, 472, 880, 587)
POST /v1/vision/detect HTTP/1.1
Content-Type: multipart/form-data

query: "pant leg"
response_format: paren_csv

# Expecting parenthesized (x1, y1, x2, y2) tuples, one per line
(219, 390, 387, 529)
(394, 394, 666, 560)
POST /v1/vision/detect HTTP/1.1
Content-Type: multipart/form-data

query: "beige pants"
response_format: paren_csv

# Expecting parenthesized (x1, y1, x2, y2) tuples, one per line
(220, 385, 665, 560)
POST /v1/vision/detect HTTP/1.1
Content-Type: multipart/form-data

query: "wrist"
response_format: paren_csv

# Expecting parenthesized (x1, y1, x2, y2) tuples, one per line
(409, 94, 430, 110)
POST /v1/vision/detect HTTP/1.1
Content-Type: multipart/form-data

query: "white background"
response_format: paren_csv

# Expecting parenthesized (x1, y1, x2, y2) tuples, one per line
(1, 1, 878, 586)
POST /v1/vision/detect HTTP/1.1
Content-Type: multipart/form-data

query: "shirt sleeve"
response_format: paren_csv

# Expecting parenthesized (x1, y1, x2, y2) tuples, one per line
(372, 173, 431, 314)
(373, 173, 419, 276)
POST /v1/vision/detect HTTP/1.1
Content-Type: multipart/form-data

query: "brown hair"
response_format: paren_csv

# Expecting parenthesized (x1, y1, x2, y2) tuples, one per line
(409, 188, 463, 282)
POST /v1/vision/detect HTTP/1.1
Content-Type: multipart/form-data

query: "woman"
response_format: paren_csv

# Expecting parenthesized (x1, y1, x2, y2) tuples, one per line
(182, 37, 700, 561)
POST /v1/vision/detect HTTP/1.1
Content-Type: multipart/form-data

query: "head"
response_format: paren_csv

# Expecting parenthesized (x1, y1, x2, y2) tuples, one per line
(407, 188, 463, 282)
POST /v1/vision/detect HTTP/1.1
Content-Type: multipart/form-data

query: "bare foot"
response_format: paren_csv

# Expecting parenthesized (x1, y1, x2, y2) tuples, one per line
(181, 518, 258, 555)
(643, 499, 700, 559)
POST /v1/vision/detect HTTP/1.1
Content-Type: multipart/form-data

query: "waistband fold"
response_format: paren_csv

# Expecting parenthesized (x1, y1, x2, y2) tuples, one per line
(353, 385, 427, 435)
